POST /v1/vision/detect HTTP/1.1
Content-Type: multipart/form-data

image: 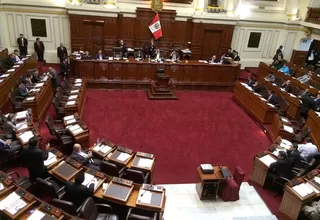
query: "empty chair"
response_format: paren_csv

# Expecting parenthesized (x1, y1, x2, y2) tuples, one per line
(52, 97, 66, 118)
(290, 117, 306, 133)
(126, 208, 157, 220)
(45, 116, 65, 136)
(8, 92, 23, 112)
(100, 161, 125, 177)
(292, 126, 310, 143)
(51, 198, 80, 216)
(7, 171, 32, 190)
(123, 168, 150, 184)
(55, 131, 74, 155)
(79, 197, 119, 220)
(218, 166, 245, 201)
(35, 177, 65, 201)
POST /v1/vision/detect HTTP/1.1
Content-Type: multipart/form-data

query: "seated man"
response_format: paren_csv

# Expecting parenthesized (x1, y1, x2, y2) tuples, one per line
(169, 49, 179, 61)
(3, 113, 24, 139)
(81, 51, 91, 60)
(247, 76, 255, 87)
(153, 48, 163, 61)
(135, 50, 144, 60)
(279, 63, 290, 75)
(297, 71, 313, 84)
(0, 138, 22, 153)
(3, 54, 15, 69)
(281, 80, 292, 93)
(267, 90, 277, 105)
(298, 137, 318, 161)
(287, 144, 302, 168)
(13, 50, 21, 62)
(24, 74, 34, 88)
(18, 81, 30, 97)
(314, 92, 320, 110)
(265, 72, 276, 83)
(209, 55, 219, 64)
(95, 50, 105, 60)
(31, 69, 41, 83)
(70, 143, 101, 171)
(233, 51, 241, 62)
(21, 137, 50, 181)
(64, 172, 96, 207)
(271, 60, 283, 70)
(252, 81, 262, 93)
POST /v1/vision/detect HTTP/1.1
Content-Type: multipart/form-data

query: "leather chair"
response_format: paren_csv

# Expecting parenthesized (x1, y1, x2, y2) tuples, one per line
(100, 161, 125, 177)
(55, 131, 74, 155)
(79, 197, 119, 220)
(7, 171, 32, 190)
(35, 177, 65, 201)
(52, 198, 80, 216)
(45, 116, 66, 136)
(123, 168, 150, 184)
(126, 208, 157, 220)
(290, 117, 306, 134)
(218, 166, 245, 201)
(0, 147, 21, 171)
(292, 126, 310, 143)
(52, 97, 66, 118)
(8, 92, 23, 112)
(60, 81, 72, 94)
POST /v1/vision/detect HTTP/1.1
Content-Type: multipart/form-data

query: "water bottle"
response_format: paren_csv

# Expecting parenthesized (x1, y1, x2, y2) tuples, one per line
(96, 137, 100, 145)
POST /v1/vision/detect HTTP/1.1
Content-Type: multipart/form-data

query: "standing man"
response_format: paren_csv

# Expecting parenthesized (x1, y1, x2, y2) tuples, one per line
(57, 43, 68, 62)
(17, 34, 28, 56)
(119, 40, 127, 58)
(34, 38, 45, 61)
(60, 57, 68, 78)
(48, 67, 60, 90)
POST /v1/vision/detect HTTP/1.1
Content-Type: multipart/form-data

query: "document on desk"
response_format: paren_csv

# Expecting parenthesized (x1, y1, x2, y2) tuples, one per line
(72, 127, 84, 136)
(69, 124, 80, 131)
(30, 88, 40, 93)
(68, 95, 78, 100)
(19, 131, 34, 143)
(99, 145, 112, 154)
(70, 90, 79, 94)
(75, 79, 82, 83)
(138, 190, 152, 204)
(6, 198, 27, 215)
(16, 122, 28, 131)
(13, 65, 20, 68)
(138, 158, 153, 169)
(267, 103, 275, 108)
(65, 118, 76, 125)
(258, 154, 276, 167)
(289, 93, 296, 98)
(27, 209, 46, 220)
(260, 97, 267, 102)
(82, 173, 95, 187)
(66, 100, 76, 106)
(44, 152, 57, 166)
(283, 125, 294, 133)
(64, 115, 75, 121)
(0, 192, 21, 210)
(74, 83, 82, 87)
(16, 110, 27, 119)
(280, 117, 289, 123)
(7, 69, 15, 72)
(0, 74, 10, 78)
(316, 112, 320, 117)
(0, 183, 4, 191)
(26, 97, 35, 101)
(293, 183, 315, 197)
(35, 83, 44, 88)
(117, 152, 130, 162)
(314, 176, 320, 185)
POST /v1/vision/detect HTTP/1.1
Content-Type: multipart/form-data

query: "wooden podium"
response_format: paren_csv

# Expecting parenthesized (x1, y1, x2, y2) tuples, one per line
(147, 73, 177, 100)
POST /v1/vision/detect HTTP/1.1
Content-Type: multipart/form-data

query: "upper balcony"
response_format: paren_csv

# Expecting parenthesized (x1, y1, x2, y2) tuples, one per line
(305, 7, 320, 25)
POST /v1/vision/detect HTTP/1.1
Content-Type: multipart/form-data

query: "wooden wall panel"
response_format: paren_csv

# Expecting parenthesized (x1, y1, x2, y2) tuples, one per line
(69, 8, 234, 60)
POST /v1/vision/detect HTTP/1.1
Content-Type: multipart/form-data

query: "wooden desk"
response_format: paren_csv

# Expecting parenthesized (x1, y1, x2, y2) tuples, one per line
(195, 166, 226, 200)
(233, 81, 278, 124)
(127, 153, 156, 184)
(70, 59, 240, 90)
(269, 114, 295, 142)
(0, 48, 8, 59)
(306, 110, 320, 149)
(0, 54, 37, 108)
(22, 80, 53, 121)
(64, 79, 87, 118)
(66, 120, 90, 149)
(250, 153, 277, 186)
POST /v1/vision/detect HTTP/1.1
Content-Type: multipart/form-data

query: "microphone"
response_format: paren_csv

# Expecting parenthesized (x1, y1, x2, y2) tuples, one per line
(140, 190, 148, 197)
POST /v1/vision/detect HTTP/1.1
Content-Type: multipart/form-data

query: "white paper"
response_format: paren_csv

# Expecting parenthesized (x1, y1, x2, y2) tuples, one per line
(200, 164, 213, 170)
(44, 152, 57, 166)
(66, 119, 76, 125)
(74, 83, 82, 87)
(16, 110, 27, 119)
(69, 124, 80, 131)
(16, 122, 28, 131)
(267, 103, 275, 108)
(0, 74, 10, 78)
(27, 209, 46, 220)
(117, 152, 130, 162)
(100, 145, 112, 154)
(283, 125, 294, 133)
(30, 88, 40, 93)
(26, 97, 35, 101)
(64, 115, 75, 121)
(72, 127, 84, 135)
(75, 79, 82, 83)
(314, 176, 320, 184)
(13, 65, 20, 68)
(19, 131, 34, 143)
(82, 173, 95, 186)
(260, 97, 267, 102)
(68, 95, 78, 100)
(281, 139, 292, 146)
(66, 101, 76, 106)
(289, 93, 296, 98)
(138, 158, 153, 169)
(71, 90, 79, 94)
(35, 83, 44, 88)
(258, 154, 276, 167)
(6, 199, 26, 215)
(7, 69, 15, 72)
(0, 192, 20, 210)
(0, 183, 4, 191)
(280, 117, 289, 123)
(253, 93, 261, 97)
(138, 190, 152, 204)
(293, 183, 315, 197)
(316, 112, 320, 117)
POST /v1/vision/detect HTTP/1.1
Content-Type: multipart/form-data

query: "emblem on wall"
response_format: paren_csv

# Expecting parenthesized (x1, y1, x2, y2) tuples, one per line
(151, 0, 163, 12)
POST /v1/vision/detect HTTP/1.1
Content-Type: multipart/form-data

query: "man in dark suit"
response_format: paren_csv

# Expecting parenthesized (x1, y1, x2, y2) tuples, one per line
(276, 45, 283, 55)
(64, 172, 95, 207)
(247, 76, 255, 87)
(252, 81, 262, 93)
(267, 90, 277, 105)
(148, 39, 156, 58)
(95, 50, 105, 60)
(31, 69, 41, 83)
(281, 80, 292, 93)
(233, 51, 241, 62)
(0, 138, 21, 153)
(57, 43, 68, 62)
(70, 143, 101, 171)
(21, 137, 49, 181)
(287, 144, 302, 169)
(119, 40, 127, 58)
(34, 38, 45, 61)
(301, 92, 316, 118)
(17, 34, 28, 56)
(18, 81, 29, 97)
(81, 51, 91, 60)
(314, 92, 320, 110)
(265, 72, 276, 83)
(60, 58, 68, 77)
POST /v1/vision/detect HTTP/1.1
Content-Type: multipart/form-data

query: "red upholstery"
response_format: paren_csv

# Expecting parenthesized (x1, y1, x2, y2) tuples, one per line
(218, 166, 245, 202)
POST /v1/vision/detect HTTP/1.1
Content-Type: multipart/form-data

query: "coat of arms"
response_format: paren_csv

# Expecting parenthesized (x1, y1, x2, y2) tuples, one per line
(151, 0, 163, 12)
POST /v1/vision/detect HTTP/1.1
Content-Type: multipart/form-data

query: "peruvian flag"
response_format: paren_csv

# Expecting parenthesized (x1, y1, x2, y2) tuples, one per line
(149, 13, 162, 40)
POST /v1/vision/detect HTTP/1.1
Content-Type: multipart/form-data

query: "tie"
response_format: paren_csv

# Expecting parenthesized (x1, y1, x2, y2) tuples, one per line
(21, 38, 24, 46)
(268, 95, 272, 102)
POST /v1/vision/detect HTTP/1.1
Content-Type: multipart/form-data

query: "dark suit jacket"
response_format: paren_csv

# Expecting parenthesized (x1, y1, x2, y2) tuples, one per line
(3, 57, 14, 69)
(17, 37, 28, 47)
(31, 74, 40, 83)
(268, 94, 277, 105)
(19, 85, 28, 97)
(70, 151, 90, 166)
(301, 94, 316, 116)
(57, 47, 68, 59)
(65, 181, 94, 207)
(270, 158, 293, 179)
(60, 61, 68, 73)
(287, 149, 302, 168)
(81, 55, 92, 60)
(95, 54, 105, 60)
(282, 84, 292, 93)
(0, 139, 10, 151)
(315, 98, 320, 109)
(21, 145, 48, 180)
(34, 41, 45, 52)
(233, 55, 241, 62)
(50, 70, 60, 88)
(253, 84, 262, 94)
(120, 44, 127, 55)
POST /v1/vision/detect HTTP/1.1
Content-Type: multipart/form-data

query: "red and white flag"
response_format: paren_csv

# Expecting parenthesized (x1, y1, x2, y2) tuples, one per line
(149, 13, 162, 40)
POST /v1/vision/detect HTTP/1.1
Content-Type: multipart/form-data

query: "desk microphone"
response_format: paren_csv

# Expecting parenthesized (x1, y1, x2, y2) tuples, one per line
(140, 190, 148, 197)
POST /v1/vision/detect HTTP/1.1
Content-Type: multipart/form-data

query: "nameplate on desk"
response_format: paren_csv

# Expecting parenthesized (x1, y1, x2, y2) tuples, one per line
(117, 146, 133, 154)
(66, 158, 82, 169)
(142, 184, 164, 192)
(112, 177, 133, 186)
(16, 188, 34, 202)
(86, 169, 105, 179)
(136, 152, 154, 159)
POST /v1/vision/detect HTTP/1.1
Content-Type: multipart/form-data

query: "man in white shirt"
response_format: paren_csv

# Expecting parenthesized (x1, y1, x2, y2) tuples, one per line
(297, 137, 318, 160)
(297, 71, 312, 84)
(70, 143, 101, 171)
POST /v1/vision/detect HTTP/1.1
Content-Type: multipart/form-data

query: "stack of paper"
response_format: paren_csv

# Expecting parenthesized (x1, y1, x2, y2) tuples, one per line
(0, 192, 26, 215)
(267, 103, 275, 108)
(75, 79, 82, 83)
(0, 79, 4, 83)
(314, 176, 320, 184)
(27, 210, 46, 220)
(258, 154, 276, 167)
(94, 144, 112, 154)
(138, 158, 153, 169)
(26, 97, 35, 101)
(260, 97, 267, 101)
(137, 189, 152, 204)
(70, 90, 79, 94)
(64, 115, 75, 121)
(35, 83, 44, 88)
(68, 95, 78, 100)
(65, 118, 76, 125)
(315, 112, 320, 117)
(280, 117, 289, 123)
(289, 93, 296, 98)
(44, 152, 57, 166)
(30, 88, 40, 93)
(19, 131, 34, 143)
(0, 74, 10, 78)
(18, 60, 24, 63)
(293, 183, 316, 197)
(7, 69, 15, 72)
(66, 101, 76, 106)
(117, 152, 130, 161)
(16, 122, 28, 131)
(68, 124, 83, 135)
(74, 83, 82, 87)
(13, 65, 20, 68)
(283, 125, 294, 133)
(0, 183, 4, 191)
(82, 173, 95, 186)
(15, 110, 28, 119)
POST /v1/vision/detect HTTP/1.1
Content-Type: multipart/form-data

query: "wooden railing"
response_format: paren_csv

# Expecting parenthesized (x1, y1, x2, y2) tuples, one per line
(305, 7, 320, 25)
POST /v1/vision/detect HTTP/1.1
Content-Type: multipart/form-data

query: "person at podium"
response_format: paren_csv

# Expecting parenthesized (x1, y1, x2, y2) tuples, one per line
(209, 55, 220, 64)
(95, 50, 105, 60)
(148, 39, 156, 57)
(119, 40, 127, 58)
(81, 51, 92, 60)
(154, 48, 163, 61)
(169, 49, 179, 62)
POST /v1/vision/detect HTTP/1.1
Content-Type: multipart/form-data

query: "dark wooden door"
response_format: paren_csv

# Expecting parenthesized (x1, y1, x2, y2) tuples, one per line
(84, 22, 104, 56)
(202, 30, 222, 59)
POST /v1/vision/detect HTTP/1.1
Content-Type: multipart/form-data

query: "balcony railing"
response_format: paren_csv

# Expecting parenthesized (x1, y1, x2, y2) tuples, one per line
(305, 7, 320, 25)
